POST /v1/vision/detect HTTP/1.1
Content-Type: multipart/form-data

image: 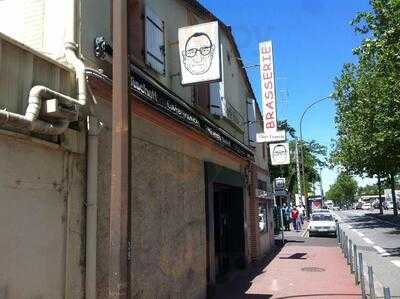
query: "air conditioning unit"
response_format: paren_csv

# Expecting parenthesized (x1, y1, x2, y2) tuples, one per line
(42, 98, 79, 122)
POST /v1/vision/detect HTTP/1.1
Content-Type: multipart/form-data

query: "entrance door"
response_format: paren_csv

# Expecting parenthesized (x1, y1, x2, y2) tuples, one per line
(213, 184, 245, 280)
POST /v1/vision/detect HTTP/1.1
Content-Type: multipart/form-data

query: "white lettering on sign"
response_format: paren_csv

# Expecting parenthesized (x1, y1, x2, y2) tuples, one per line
(259, 41, 277, 132)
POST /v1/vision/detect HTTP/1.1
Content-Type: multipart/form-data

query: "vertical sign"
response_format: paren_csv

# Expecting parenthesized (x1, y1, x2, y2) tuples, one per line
(256, 41, 285, 143)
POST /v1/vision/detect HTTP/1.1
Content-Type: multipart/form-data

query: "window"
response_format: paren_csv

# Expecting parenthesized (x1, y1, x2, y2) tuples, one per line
(246, 98, 257, 147)
(145, 6, 165, 75)
(192, 83, 210, 112)
(209, 43, 226, 117)
(259, 203, 268, 233)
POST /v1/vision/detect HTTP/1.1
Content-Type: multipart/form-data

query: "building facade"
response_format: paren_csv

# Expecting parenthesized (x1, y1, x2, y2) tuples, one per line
(0, 0, 274, 298)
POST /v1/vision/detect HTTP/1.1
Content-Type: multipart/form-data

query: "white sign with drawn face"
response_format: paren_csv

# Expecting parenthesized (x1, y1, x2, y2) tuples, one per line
(179, 21, 221, 85)
(270, 143, 290, 165)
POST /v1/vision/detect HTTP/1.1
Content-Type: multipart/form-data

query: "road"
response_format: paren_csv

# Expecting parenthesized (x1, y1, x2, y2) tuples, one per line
(334, 209, 400, 298)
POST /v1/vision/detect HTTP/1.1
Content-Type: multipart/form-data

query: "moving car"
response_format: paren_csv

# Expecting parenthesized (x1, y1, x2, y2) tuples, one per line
(309, 213, 336, 237)
(362, 202, 372, 210)
(312, 208, 331, 214)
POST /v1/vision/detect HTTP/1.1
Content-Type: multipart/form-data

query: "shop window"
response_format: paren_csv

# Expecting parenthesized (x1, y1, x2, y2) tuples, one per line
(259, 203, 268, 233)
(145, 5, 165, 75)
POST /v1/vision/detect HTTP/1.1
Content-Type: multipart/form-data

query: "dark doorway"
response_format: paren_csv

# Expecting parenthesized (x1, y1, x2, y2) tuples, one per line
(213, 183, 245, 280)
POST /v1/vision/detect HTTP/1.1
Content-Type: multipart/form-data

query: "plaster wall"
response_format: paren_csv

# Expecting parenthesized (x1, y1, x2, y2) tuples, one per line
(94, 97, 245, 299)
(0, 132, 85, 299)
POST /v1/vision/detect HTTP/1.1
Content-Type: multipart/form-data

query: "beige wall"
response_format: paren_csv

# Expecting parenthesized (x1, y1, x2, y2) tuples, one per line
(94, 97, 248, 298)
(0, 131, 85, 299)
(0, 34, 85, 298)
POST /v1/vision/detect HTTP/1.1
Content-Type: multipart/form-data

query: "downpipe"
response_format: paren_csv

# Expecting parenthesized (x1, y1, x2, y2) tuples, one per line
(86, 116, 103, 299)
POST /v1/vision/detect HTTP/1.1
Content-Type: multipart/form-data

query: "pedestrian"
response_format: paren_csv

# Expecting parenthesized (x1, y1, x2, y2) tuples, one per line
(281, 203, 290, 231)
(291, 205, 300, 231)
(298, 204, 305, 225)
(285, 204, 292, 231)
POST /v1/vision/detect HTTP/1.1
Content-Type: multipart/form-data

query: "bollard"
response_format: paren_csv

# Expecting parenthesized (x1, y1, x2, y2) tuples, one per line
(336, 223, 340, 244)
(349, 239, 353, 269)
(359, 252, 366, 299)
(383, 287, 391, 299)
(343, 234, 347, 257)
(368, 266, 376, 299)
(353, 244, 359, 284)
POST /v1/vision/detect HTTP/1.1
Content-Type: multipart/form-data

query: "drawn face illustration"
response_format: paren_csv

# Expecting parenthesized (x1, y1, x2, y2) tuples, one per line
(182, 33, 215, 75)
(272, 145, 287, 163)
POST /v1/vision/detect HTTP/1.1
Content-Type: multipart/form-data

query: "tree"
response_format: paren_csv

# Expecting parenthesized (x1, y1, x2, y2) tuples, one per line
(270, 121, 327, 199)
(325, 173, 358, 207)
(331, 0, 400, 215)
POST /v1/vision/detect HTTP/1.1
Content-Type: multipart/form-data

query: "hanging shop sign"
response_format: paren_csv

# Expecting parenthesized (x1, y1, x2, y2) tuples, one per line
(269, 142, 290, 165)
(256, 40, 285, 143)
(178, 21, 221, 85)
(128, 64, 252, 160)
(274, 177, 287, 196)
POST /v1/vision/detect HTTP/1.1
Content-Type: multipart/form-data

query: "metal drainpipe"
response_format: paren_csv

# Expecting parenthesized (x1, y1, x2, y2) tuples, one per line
(86, 115, 103, 299)
(0, 85, 77, 134)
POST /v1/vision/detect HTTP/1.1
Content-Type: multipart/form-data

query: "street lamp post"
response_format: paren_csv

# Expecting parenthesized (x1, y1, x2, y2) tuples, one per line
(299, 95, 332, 216)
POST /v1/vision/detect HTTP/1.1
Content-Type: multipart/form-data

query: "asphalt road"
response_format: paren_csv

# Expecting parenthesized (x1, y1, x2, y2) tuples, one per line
(334, 209, 400, 298)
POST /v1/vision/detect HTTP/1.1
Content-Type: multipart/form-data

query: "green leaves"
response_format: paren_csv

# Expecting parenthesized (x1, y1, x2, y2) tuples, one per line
(331, 0, 400, 179)
(326, 173, 358, 205)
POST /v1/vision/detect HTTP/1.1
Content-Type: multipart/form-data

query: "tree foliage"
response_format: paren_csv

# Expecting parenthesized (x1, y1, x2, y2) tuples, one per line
(325, 173, 358, 206)
(270, 121, 327, 197)
(331, 0, 400, 179)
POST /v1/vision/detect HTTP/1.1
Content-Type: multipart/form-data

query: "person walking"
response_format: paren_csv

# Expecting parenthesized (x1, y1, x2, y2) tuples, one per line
(298, 204, 305, 225)
(282, 203, 291, 231)
(291, 206, 300, 231)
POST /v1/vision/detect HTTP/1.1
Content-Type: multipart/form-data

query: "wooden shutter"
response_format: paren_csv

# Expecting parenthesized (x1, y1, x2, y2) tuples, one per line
(145, 6, 165, 74)
(247, 98, 257, 147)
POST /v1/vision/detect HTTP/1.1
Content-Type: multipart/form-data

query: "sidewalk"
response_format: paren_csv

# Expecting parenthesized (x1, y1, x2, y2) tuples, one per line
(214, 229, 361, 299)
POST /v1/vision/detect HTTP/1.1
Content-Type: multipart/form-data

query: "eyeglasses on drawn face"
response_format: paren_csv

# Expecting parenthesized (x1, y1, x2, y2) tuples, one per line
(185, 46, 212, 57)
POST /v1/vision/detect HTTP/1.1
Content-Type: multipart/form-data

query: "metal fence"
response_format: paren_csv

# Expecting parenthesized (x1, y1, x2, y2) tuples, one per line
(336, 223, 393, 299)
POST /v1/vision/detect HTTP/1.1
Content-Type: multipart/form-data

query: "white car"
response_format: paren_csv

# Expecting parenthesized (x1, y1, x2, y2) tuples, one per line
(362, 202, 372, 210)
(309, 213, 336, 237)
(312, 208, 331, 214)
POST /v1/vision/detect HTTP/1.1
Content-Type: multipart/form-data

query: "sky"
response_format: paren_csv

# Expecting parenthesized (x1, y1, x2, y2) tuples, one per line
(199, 0, 377, 192)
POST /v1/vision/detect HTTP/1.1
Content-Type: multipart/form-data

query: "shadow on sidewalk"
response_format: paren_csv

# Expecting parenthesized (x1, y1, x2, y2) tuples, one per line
(212, 245, 283, 299)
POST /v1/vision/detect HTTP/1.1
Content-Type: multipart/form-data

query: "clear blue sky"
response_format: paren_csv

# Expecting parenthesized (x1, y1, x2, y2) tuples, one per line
(199, 0, 376, 192)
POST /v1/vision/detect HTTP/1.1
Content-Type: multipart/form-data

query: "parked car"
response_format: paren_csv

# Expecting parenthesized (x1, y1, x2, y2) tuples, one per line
(309, 213, 336, 237)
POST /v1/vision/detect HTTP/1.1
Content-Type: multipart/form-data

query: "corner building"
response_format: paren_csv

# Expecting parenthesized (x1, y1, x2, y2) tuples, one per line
(0, 0, 274, 298)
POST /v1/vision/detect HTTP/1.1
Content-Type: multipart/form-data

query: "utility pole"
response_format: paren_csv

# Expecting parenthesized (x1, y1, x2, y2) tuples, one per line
(377, 175, 383, 215)
(109, 0, 130, 297)
(295, 139, 302, 206)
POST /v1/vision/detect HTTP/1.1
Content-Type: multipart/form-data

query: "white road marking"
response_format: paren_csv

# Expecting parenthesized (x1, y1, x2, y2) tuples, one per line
(391, 260, 400, 268)
(363, 237, 374, 244)
(353, 230, 365, 237)
(373, 245, 389, 256)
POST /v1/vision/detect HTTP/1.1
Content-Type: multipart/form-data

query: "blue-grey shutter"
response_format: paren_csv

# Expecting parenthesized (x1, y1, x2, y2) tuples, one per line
(247, 98, 257, 147)
(209, 44, 226, 116)
(145, 6, 165, 74)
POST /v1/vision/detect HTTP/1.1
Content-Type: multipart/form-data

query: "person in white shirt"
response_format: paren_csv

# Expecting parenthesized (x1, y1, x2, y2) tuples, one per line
(298, 205, 305, 225)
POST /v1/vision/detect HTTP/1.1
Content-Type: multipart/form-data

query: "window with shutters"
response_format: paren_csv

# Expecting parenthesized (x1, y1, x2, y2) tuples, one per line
(247, 98, 257, 147)
(145, 6, 165, 75)
(192, 84, 210, 113)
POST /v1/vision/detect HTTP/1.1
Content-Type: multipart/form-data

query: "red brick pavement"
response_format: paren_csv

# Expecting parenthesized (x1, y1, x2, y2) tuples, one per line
(214, 236, 361, 299)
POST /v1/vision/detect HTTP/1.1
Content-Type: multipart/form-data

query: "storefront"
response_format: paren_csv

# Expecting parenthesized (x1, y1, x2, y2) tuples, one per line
(86, 62, 254, 298)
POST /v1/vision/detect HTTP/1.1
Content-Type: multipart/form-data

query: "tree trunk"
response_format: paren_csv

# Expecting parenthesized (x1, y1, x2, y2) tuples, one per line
(378, 175, 383, 215)
(390, 173, 398, 216)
